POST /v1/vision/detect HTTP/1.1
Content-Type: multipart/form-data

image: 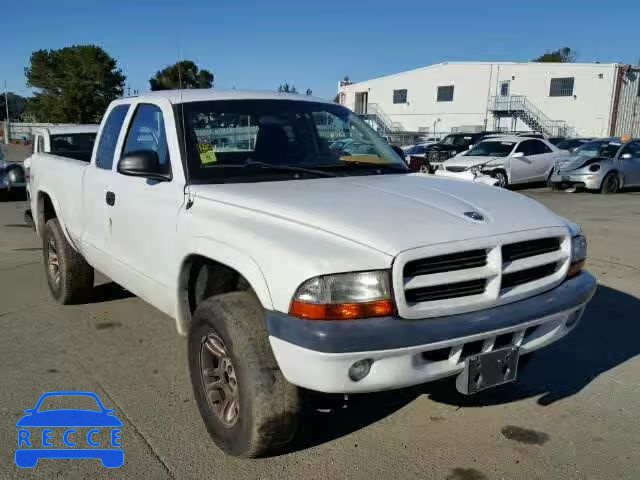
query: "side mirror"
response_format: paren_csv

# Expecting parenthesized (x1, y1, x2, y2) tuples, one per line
(390, 145, 405, 158)
(512, 152, 525, 158)
(621, 153, 633, 159)
(118, 150, 170, 181)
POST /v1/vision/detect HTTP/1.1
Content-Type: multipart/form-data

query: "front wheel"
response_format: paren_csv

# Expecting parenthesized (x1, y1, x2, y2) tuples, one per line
(492, 170, 508, 188)
(600, 172, 620, 194)
(188, 292, 300, 458)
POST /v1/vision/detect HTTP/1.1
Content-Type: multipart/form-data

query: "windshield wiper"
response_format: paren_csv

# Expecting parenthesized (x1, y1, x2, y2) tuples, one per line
(244, 159, 338, 178)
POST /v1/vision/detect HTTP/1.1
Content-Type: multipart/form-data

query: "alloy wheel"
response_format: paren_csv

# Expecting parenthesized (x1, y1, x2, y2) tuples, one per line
(47, 238, 60, 287)
(200, 333, 240, 427)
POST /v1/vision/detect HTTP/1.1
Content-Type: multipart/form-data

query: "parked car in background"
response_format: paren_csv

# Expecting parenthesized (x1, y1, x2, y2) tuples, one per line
(409, 131, 500, 173)
(0, 144, 27, 198)
(436, 136, 568, 188)
(555, 138, 594, 152)
(547, 136, 566, 146)
(551, 138, 640, 193)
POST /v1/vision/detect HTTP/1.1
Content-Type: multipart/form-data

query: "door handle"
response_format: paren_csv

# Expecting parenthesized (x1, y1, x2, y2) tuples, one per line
(106, 191, 116, 206)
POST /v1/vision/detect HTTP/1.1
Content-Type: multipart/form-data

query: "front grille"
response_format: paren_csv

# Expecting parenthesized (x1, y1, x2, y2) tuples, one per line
(445, 165, 467, 173)
(502, 237, 561, 262)
(395, 229, 571, 319)
(406, 279, 486, 303)
(404, 249, 487, 277)
(502, 263, 559, 290)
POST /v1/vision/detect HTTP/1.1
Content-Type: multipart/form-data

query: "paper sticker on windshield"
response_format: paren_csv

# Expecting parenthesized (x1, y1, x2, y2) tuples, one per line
(198, 143, 217, 164)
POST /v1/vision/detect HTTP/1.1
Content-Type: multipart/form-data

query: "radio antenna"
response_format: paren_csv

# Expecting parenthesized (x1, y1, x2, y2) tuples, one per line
(177, 48, 194, 209)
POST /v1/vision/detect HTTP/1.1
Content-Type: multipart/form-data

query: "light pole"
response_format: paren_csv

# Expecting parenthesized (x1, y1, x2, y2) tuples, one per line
(433, 118, 441, 138)
(3, 81, 9, 145)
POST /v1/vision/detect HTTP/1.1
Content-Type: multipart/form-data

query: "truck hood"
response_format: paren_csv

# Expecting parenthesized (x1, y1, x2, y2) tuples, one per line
(191, 174, 565, 255)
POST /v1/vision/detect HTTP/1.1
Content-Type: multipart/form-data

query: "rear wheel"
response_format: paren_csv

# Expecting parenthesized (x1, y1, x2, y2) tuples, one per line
(419, 162, 431, 174)
(42, 218, 94, 304)
(188, 291, 300, 457)
(600, 172, 620, 194)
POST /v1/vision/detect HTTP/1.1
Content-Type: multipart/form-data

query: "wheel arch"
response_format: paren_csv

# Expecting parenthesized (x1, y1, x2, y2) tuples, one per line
(175, 241, 274, 336)
(35, 189, 75, 246)
(600, 169, 621, 189)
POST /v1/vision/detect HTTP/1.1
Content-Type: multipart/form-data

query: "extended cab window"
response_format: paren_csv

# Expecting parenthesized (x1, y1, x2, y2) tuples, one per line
(96, 104, 129, 169)
(50, 133, 97, 162)
(120, 104, 170, 173)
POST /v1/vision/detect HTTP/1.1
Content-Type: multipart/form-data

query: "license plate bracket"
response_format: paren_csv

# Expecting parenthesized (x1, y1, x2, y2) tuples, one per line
(455, 346, 519, 395)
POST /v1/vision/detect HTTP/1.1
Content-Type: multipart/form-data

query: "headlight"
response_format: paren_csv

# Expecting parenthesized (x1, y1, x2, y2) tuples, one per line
(289, 270, 394, 320)
(569, 234, 587, 277)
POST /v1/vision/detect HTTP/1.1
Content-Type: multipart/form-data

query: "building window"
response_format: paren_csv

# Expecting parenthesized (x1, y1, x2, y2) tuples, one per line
(500, 81, 510, 97)
(549, 77, 575, 97)
(393, 89, 407, 104)
(437, 85, 454, 102)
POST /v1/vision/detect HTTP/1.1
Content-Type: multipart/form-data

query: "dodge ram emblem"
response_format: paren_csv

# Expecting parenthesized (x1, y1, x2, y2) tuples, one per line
(464, 211, 485, 221)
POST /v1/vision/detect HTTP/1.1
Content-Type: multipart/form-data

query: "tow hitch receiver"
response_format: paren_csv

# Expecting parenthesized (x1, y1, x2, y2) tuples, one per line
(456, 346, 519, 395)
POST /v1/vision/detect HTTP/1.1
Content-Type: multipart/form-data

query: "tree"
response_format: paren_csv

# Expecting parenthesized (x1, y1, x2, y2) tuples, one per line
(149, 60, 214, 91)
(532, 47, 577, 63)
(0, 93, 28, 121)
(333, 93, 341, 103)
(277, 83, 298, 94)
(25, 45, 125, 123)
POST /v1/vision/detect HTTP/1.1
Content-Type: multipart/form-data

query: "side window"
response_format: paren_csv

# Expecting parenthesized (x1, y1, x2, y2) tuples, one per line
(37, 135, 45, 153)
(530, 140, 551, 155)
(95, 105, 130, 169)
(620, 141, 640, 158)
(515, 140, 535, 156)
(120, 104, 170, 172)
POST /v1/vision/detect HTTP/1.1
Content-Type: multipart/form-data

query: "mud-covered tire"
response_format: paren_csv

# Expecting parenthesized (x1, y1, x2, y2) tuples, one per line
(42, 218, 94, 304)
(600, 172, 620, 194)
(188, 291, 300, 458)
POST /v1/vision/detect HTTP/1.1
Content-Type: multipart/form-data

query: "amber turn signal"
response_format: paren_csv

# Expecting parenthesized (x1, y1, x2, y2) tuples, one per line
(567, 260, 585, 278)
(289, 299, 395, 320)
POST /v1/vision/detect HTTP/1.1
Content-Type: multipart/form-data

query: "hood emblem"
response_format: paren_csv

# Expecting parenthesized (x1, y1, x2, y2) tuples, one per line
(464, 211, 485, 222)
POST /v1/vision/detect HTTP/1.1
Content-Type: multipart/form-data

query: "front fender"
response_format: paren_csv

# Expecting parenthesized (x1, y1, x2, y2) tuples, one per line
(174, 236, 273, 335)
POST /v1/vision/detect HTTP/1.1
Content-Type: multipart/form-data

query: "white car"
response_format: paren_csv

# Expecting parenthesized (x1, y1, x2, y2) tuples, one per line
(436, 136, 568, 188)
(29, 90, 595, 458)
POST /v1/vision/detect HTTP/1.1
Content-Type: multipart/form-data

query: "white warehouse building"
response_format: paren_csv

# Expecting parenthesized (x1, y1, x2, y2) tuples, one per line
(338, 62, 640, 138)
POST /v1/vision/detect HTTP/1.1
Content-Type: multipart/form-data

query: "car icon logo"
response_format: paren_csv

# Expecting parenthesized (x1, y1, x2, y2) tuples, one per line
(15, 391, 123, 468)
(464, 211, 485, 221)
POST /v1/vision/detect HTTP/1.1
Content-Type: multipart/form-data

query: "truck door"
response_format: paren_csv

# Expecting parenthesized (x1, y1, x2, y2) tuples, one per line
(108, 101, 183, 313)
(81, 104, 130, 277)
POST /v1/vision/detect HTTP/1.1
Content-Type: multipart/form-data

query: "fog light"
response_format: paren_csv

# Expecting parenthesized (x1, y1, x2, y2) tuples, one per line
(565, 309, 582, 328)
(348, 359, 372, 381)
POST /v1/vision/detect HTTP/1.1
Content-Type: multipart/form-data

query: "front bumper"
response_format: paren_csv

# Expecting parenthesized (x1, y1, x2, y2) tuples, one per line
(267, 272, 596, 393)
(551, 172, 601, 190)
(434, 169, 498, 186)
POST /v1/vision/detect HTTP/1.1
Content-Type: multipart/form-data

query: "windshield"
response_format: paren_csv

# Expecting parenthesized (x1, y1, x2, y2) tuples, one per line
(181, 100, 407, 183)
(556, 139, 587, 150)
(440, 134, 473, 147)
(574, 140, 619, 158)
(465, 140, 515, 157)
(50, 133, 97, 162)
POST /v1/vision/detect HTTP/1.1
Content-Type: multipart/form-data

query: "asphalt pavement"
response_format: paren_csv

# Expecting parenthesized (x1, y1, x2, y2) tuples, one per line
(0, 145, 638, 479)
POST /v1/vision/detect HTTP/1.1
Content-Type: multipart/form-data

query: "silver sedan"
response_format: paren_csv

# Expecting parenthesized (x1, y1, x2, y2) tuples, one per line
(550, 138, 640, 193)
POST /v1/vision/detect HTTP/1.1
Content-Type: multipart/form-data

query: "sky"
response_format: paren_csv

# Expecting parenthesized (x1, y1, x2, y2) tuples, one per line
(3, 0, 640, 100)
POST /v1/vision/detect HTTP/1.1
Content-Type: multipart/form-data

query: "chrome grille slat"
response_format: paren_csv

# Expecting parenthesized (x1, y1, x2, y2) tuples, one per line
(501, 262, 559, 290)
(404, 249, 487, 277)
(502, 237, 561, 262)
(406, 279, 486, 303)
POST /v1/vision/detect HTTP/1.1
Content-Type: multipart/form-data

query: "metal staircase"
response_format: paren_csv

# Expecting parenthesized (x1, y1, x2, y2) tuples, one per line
(359, 103, 404, 134)
(489, 95, 577, 137)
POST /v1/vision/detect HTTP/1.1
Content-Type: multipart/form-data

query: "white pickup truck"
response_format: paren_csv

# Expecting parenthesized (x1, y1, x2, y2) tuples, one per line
(29, 90, 596, 458)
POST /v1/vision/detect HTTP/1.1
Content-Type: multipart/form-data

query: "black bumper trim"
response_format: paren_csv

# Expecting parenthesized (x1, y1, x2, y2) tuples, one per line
(265, 272, 596, 353)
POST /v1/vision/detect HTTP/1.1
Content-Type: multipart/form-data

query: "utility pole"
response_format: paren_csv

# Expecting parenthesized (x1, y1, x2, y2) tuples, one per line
(3, 81, 9, 145)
